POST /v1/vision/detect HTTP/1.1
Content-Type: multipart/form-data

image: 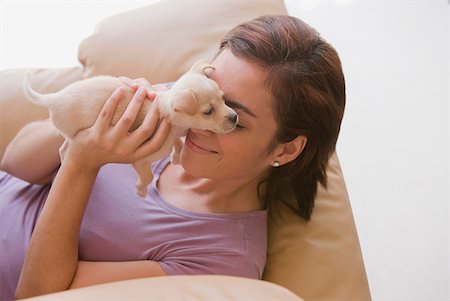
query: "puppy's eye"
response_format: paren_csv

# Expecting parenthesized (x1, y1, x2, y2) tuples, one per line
(204, 107, 215, 116)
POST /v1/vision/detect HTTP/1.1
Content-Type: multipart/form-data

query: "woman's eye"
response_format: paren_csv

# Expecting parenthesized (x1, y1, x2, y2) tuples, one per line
(204, 107, 215, 116)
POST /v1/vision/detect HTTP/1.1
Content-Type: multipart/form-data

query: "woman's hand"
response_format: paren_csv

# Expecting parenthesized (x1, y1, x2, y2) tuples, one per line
(64, 86, 171, 171)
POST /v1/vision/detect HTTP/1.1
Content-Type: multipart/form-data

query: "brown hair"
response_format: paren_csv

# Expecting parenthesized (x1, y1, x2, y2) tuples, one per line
(219, 15, 346, 221)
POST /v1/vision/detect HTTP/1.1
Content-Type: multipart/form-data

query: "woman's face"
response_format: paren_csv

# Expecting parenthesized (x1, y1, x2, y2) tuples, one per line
(179, 49, 279, 183)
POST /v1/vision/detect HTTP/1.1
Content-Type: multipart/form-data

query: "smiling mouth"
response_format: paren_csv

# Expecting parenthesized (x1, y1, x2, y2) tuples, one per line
(186, 133, 218, 154)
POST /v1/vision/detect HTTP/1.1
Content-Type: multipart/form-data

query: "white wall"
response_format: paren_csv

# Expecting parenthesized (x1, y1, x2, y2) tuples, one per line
(0, 1, 154, 69)
(284, 1, 449, 300)
(1, 1, 449, 300)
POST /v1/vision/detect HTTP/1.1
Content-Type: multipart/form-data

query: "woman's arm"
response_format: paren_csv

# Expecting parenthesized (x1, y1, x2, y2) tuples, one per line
(0, 120, 64, 184)
(15, 87, 171, 299)
(70, 260, 166, 289)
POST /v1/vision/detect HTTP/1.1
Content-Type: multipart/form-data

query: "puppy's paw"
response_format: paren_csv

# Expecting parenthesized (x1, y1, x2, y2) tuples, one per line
(170, 138, 183, 165)
(132, 160, 154, 198)
(170, 154, 181, 165)
(135, 182, 148, 198)
(136, 186, 148, 198)
(59, 140, 70, 163)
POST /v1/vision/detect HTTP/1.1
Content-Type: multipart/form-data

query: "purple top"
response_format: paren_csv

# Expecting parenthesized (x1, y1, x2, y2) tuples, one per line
(0, 158, 267, 300)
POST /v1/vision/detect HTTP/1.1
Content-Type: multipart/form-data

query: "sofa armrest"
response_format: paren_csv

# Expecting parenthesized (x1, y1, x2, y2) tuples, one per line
(22, 275, 304, 301)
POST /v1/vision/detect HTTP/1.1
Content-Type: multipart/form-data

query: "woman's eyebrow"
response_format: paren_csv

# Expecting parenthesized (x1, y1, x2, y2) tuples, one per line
(224, 98, 257, 118)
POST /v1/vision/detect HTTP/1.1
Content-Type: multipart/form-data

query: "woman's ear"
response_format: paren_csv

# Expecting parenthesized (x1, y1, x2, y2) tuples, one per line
(272, 135, 307, 166)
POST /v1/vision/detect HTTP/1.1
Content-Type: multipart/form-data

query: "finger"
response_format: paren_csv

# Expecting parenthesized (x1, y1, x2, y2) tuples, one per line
(133, 77, 152, 87)
(95, 87, 125, 130)
(114, 88, 147, 134)
(119, 76, 139, 91)
(147, 91, 157, 100)
(130, 100, 160, 144)
(134, 118, 171, 160)
(133, 77, 154, 97)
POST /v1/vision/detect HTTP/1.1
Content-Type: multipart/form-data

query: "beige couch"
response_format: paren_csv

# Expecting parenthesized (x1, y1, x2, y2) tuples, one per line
(0, 1, 371, 300)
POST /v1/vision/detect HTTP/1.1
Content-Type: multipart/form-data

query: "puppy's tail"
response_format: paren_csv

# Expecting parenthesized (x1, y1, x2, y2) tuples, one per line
(23, 70, 49, 106)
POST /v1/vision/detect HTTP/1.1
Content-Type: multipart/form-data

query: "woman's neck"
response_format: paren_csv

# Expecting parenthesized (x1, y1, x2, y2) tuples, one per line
(158, 163, 264, 214)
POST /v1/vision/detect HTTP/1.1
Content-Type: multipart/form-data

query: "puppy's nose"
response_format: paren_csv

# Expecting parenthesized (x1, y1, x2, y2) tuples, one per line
(228, 113, 238, 124)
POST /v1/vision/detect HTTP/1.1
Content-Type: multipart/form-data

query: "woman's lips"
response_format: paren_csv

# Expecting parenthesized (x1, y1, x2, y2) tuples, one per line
(186, 133, 218, 154)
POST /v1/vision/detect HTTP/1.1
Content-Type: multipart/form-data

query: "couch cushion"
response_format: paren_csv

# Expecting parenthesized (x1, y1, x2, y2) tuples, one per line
(78, 0, 288, 83)
(264, 153, 372, 301)
(22, 275, 304, 301)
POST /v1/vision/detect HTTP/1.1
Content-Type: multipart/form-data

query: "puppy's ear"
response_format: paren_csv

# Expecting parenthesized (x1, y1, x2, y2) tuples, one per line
(172, 89, 198, 116)
(190, 60, 215, 75)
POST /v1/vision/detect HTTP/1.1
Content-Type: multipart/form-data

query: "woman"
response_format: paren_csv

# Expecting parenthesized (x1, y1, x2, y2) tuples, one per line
(0, 15, 345, 299)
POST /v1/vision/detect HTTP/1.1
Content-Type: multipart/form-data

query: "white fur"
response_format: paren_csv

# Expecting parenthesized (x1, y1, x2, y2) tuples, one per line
(23, 61, 238, 197)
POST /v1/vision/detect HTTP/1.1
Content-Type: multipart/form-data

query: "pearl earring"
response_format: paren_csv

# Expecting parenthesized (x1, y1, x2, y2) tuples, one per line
(273, 161, 280, 167)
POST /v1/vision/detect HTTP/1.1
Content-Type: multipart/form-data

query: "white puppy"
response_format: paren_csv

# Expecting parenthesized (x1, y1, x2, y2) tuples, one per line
(23, 61, 238, 197)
